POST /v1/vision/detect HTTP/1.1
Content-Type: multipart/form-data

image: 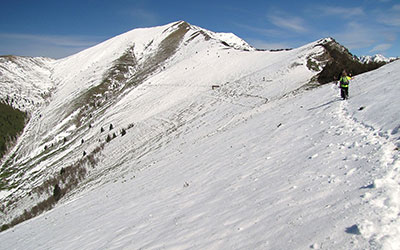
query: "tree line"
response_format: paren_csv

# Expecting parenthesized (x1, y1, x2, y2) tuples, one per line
(0, 102, 26, 159)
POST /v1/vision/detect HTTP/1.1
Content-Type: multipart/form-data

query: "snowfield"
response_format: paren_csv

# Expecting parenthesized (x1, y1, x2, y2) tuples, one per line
(0, 21, 399, 249)
(0, 56, 54, 112)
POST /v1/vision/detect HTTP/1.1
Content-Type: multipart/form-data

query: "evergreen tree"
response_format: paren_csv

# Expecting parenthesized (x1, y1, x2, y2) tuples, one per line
(0, 102, 26, 159)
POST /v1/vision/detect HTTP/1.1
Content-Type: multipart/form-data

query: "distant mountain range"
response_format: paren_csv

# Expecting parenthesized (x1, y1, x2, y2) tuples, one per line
(358, 54, 398, 64)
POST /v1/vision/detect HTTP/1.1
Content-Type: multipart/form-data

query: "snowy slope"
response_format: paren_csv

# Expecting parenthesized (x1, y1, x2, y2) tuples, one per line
(0, 21, 399, 249)
(0, 20, 322, 206)
(1, 60, 399, 250)
(0, 21, 260, 194)
(0, 55, 55, 112)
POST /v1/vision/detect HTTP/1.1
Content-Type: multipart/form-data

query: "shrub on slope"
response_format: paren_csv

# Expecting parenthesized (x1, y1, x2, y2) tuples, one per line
(0, 102, 26, 160)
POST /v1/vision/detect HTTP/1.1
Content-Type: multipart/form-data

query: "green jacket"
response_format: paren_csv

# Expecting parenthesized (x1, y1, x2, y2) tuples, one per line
(339, 76, 351, 88)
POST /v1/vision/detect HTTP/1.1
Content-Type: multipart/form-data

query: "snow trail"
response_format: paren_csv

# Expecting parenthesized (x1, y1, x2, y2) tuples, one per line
(334, 86, 400, 249)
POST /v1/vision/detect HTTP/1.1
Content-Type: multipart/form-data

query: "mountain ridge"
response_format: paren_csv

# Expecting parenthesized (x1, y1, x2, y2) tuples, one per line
(358, 54, 398, 64)
(0, 20, 327, 225)
(0, 21, 399, 249)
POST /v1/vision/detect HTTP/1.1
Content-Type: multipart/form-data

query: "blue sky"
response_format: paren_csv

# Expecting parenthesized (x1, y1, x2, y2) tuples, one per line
(0, 0, 399, 59)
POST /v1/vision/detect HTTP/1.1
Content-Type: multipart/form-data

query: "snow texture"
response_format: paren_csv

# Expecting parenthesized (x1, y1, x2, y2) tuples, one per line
(0, 21, 399, 250)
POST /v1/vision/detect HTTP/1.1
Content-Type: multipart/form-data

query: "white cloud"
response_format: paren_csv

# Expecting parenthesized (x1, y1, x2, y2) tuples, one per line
(380, 14, 400, 27)
(372, 3, 400, 27)
(246, 39, 291, 50)
(370, 43, 392, 53)
(233, 23, 282, 37)
(0, 33, 101, 48)
(0, 33, 103, 58)
(126, 8, 159, 26)
(332, 20, 398, 57)
(333, 22, 377, 49)
(316, 6, 365, 18)
(267, 12, 308, 33)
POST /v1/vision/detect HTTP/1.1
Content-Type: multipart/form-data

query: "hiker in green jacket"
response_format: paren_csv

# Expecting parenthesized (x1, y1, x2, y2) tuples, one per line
(339, 70, 352, 100)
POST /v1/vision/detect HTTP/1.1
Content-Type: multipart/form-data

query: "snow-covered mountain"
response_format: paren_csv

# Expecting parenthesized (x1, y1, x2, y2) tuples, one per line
(0, 56, 55, 112)
(359, 54, 397, 64)
(0, 21, 399, 249)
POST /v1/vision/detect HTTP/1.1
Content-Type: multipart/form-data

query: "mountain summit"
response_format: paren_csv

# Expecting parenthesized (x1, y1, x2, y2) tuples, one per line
(0, 20, 326, 225)
(0, 21, 399, 249)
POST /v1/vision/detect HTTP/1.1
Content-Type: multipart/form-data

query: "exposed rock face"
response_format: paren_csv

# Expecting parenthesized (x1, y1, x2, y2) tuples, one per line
(314, 38, 387, 84)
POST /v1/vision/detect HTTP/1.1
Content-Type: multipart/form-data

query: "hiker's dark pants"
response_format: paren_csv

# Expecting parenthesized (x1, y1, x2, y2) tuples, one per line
(340, 87, 349, 99)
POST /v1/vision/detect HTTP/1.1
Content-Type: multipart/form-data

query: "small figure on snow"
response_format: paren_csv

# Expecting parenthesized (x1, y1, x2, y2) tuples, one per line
(338, 70, 352, 100)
